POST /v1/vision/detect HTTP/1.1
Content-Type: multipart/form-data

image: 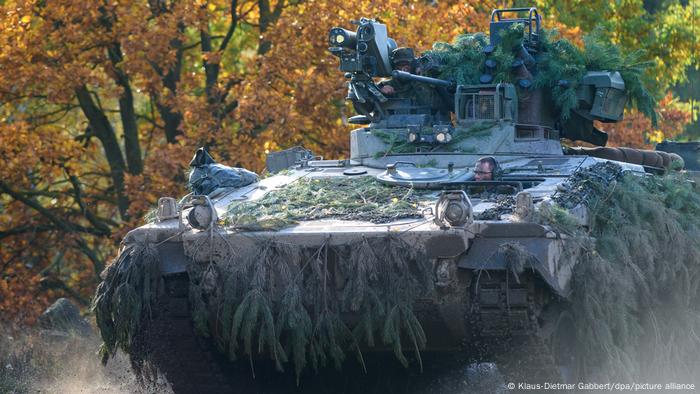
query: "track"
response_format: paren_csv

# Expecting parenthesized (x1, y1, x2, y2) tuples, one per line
(469, 270, 573, 391)
(142, 273, 234, 394)
(140, 271, 572, 393)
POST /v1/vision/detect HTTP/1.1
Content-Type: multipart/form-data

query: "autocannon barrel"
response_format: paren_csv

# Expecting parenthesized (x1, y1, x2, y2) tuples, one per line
(392, 70, 455, 89)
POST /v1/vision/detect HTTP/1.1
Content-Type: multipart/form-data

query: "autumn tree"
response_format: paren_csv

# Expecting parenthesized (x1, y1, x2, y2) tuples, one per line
(0, 0, 293, 325)
(0, 0, 494, 326)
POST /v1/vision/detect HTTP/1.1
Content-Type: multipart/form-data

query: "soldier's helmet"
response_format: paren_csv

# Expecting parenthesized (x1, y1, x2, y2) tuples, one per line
(391, 47, 415, 66)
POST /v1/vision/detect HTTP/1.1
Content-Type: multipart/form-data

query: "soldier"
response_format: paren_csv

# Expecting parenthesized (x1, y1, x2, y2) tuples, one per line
(378, 47, 437, 108)
(474, 156, 517, 196)
(379, 47, 415, 96)
(376, 47, 454, 120)
(474, 156, 499, 181)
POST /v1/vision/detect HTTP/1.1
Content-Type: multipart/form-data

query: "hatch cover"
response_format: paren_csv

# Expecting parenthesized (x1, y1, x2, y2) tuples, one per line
(376, 166, 472, 188)
(343, 168, 368, 176)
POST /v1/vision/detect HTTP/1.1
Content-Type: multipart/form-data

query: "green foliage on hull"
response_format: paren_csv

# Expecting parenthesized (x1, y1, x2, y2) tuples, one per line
(541, 163, 700, 380)
(92, 236, 434, 383)
(225, 176, 429, 230)
(92, 243, 162, 371)
(187, 236, 434, 382)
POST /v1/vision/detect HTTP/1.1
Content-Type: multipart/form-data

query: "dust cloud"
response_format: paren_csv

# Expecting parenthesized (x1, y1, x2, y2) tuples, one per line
(0, 327, 171, 394)
(2, 322, 697, 393)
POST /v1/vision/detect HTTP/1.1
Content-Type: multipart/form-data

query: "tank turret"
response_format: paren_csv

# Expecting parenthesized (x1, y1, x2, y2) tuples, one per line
(327, 8, 672, 174)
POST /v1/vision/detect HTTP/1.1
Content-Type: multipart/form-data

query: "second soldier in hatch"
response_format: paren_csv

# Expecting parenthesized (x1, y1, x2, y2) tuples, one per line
(378, 47, 416, 96)
(378, 47, 452, 116)
(378, 48, 432, 105)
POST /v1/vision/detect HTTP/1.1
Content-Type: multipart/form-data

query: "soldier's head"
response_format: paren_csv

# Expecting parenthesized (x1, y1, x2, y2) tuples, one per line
(474, 156, 498, 181)
(391, 47, 415, 72)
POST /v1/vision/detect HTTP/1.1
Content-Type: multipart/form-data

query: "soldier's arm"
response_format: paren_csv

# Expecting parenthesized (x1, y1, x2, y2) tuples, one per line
(378, 78, 398, 95)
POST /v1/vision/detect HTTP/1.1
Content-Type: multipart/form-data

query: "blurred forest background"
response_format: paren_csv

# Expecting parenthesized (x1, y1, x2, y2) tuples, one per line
(0, 0, 698, 326)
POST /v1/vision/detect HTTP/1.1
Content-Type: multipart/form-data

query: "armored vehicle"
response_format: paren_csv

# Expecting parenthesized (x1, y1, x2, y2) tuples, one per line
(94, 8, 685, 393)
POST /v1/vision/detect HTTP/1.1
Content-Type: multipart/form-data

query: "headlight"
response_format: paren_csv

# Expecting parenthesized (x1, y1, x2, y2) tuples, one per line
(433, 125, 453, 144)
(408, 131, 418, 143)
(187, 195, 218, 230)
(434, 191, 473, 228)
(435, 131, 452, 143)
(445, 201, 466, 223)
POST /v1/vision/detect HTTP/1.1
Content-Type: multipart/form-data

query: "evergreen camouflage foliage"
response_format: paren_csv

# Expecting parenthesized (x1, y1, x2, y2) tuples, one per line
(92, 243, 162, 370)
(542, 163, 700, 380)
(225, 177, 430, 230)
(426, 25, 657, 124)
(187, 236, 434, 382)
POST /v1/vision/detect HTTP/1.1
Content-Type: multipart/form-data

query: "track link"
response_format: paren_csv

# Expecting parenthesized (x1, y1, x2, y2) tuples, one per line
(143, 273, 234, 394)
(139, 271, 570, 393)
(469, 271, 567, 391)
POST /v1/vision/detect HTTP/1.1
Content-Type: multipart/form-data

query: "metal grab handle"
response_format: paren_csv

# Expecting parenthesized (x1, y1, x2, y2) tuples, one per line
(491, 7, 538, 21)
(386, 161, 417, 174)
(386, 161, 417, 169)
(490, 7, 541, 44)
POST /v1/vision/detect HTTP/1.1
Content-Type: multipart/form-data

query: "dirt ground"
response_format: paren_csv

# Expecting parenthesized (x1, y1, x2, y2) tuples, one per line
(0, 327, 162, 394)
(3, 321, 696, 394)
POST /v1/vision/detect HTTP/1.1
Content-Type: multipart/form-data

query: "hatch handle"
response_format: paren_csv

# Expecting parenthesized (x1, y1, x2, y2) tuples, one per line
(386, 161, 417, 174)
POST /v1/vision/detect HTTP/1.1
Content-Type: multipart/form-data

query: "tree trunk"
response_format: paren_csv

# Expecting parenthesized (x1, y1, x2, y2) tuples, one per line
(108, 43, 143, 175)
(75, 86, 130, 219)
(158, 30, 185, 144)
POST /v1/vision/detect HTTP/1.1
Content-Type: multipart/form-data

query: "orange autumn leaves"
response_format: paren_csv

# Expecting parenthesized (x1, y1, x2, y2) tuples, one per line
(604, 95, 693, 148)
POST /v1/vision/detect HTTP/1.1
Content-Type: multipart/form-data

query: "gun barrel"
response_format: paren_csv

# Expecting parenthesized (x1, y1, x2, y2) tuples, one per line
(392, 70, 454, 89)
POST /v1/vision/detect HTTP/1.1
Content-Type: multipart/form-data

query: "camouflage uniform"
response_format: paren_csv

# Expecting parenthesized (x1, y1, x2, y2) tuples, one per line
(378, 47, 441, 109)
(378, 78, 437, 107)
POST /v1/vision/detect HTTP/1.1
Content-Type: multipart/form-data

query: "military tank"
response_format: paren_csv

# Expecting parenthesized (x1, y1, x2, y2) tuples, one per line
(93, 8, 687, 393)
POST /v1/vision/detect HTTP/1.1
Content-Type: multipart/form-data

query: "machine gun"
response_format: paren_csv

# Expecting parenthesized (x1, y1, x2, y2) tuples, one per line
(391, 70, 456, 116)
(391, 70, 455, 89)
